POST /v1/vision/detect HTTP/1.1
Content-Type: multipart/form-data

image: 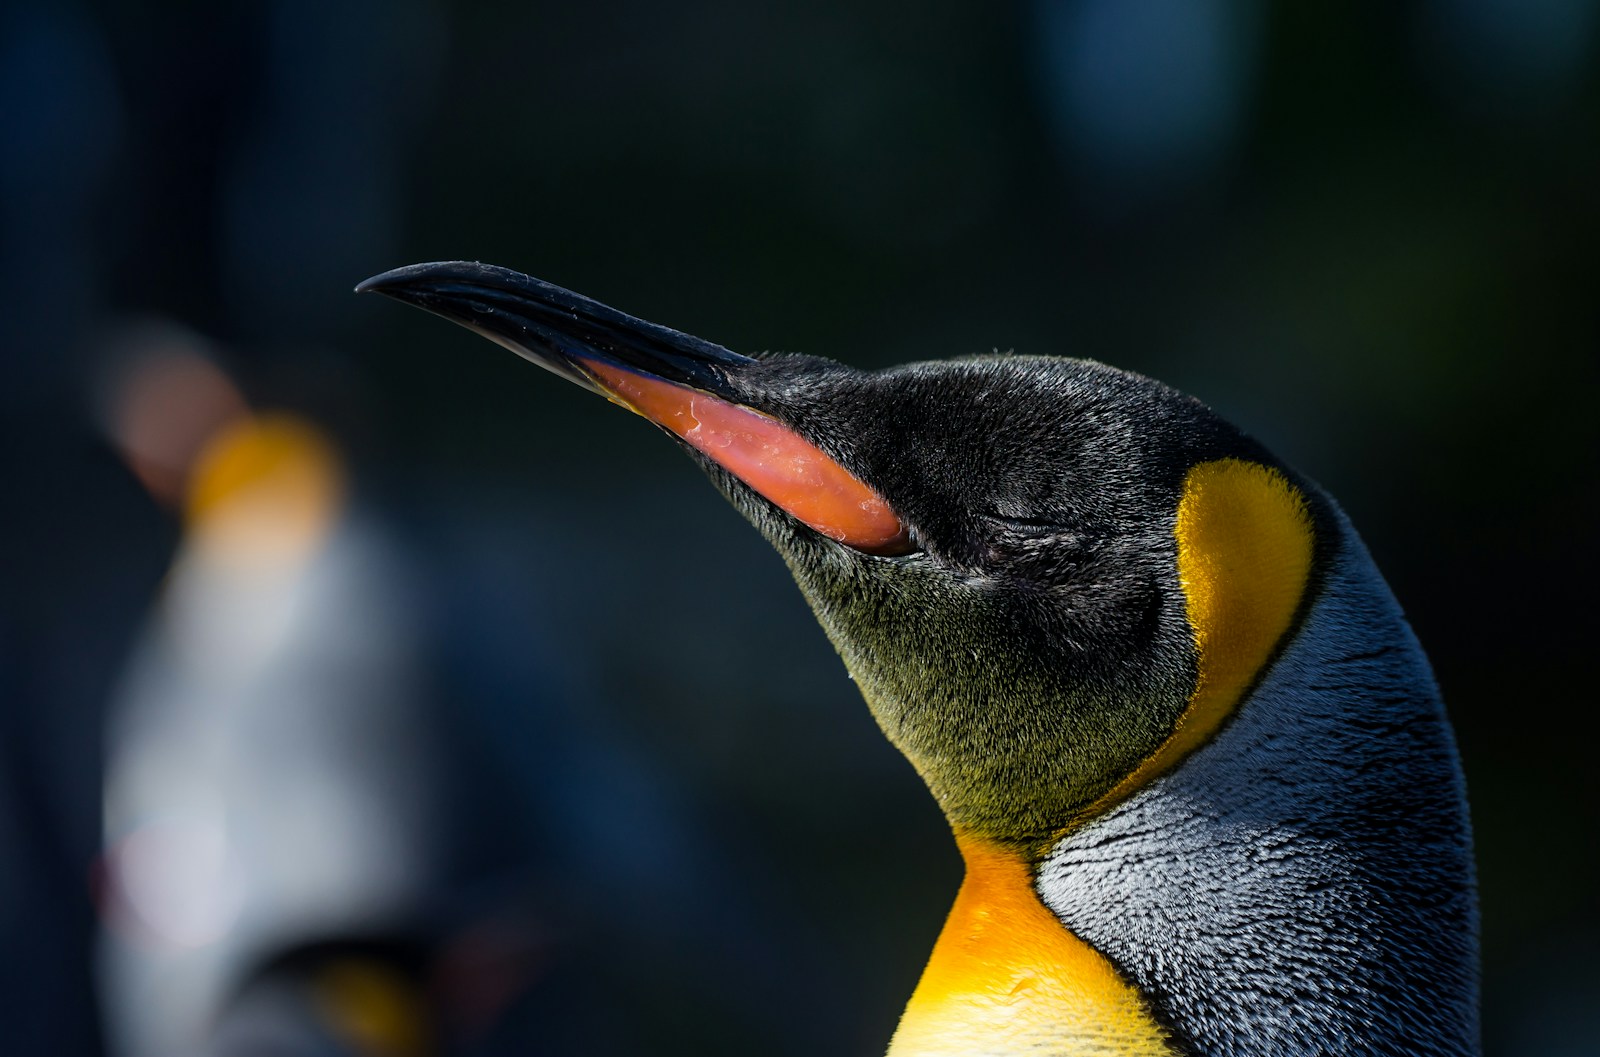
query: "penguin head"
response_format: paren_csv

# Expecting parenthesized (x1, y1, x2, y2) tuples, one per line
(360, 263, 1318, 852)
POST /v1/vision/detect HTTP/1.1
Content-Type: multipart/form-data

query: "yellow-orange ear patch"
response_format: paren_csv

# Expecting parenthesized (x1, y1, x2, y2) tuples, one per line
(1090, 458, 1314, 816)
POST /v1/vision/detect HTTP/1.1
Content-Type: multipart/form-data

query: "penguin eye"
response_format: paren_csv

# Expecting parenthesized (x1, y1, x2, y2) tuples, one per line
(980, 515, 1099, 580)
(981, 513, 1095, 546)
(984, 513, 1073, 535)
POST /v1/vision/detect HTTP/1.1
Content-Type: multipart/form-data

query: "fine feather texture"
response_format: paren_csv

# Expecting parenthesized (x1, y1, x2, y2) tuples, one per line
(360, 264, 1480, 1056)
(1039, 508, 1479, 1056)
(710, 354, 1271, 845)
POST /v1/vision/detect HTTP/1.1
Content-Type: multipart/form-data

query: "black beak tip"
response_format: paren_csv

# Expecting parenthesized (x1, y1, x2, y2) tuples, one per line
(355, 261, 474, 298)
(352, 260, 757, 396)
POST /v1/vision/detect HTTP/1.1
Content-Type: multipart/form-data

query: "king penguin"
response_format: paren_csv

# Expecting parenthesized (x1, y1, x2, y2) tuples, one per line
(358, 261, 1480, 1056)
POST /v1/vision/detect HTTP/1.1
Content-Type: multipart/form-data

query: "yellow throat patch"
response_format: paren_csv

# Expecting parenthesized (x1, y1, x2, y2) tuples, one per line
(888, 835, 1176, 1056)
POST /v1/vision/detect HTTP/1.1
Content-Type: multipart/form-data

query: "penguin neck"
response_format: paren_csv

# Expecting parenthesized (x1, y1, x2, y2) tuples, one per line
(1035, 523, 1480, 1055)
(887, 834, 1177, 1057)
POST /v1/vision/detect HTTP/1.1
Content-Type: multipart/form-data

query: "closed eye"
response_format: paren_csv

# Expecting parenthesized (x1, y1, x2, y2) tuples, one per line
(980, 515, 1105, 573)
(983, 513, 1075, 534)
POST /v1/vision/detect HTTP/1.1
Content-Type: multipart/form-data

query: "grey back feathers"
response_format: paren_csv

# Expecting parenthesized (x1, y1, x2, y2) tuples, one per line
(1038, 505, 1479, 1056)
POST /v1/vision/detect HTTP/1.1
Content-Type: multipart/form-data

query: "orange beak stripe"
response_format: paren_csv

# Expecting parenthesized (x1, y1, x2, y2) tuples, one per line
(581, 359, 912, 556)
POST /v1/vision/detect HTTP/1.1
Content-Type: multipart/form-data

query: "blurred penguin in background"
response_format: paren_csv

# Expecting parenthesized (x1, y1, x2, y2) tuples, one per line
(89, 323, 843, 1057)
(97, 324, 445, 1057)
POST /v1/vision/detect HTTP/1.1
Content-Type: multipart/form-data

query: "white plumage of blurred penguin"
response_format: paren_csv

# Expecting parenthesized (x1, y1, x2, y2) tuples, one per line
(97, 325, 441, 1057)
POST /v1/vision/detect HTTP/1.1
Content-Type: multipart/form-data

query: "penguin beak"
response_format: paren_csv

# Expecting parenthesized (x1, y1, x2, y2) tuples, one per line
(357, 261, 912, 555)
(355, 260, 754, 400)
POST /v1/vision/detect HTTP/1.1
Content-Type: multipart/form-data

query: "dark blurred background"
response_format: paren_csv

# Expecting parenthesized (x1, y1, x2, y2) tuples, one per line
(1, 2, 1596, 1055)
